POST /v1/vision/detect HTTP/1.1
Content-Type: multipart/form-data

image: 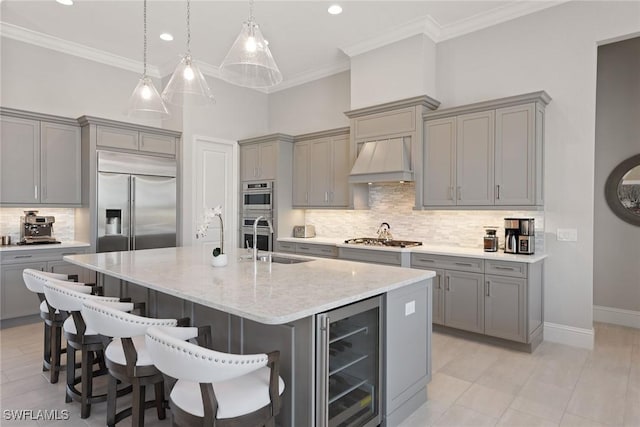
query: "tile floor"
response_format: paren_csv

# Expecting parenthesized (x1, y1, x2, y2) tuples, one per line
(0, 321, 638, 426)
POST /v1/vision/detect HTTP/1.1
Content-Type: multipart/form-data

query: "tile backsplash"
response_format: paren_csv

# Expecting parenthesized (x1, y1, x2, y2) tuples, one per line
(305, 182, 545, 251)
(0, 208, 76, 242)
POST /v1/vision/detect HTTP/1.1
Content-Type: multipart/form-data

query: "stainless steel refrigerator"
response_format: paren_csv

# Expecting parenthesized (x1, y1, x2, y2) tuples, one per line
(96, 150, 177, 253)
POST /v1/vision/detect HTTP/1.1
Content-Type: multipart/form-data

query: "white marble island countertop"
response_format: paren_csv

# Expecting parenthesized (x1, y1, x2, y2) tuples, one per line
(64, 246, 434, 325)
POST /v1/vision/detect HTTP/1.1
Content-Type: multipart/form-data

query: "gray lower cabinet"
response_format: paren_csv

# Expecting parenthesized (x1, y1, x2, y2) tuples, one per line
(0, 248, 91, 320)
(444, 270, 485, 334)
(276, 241, 337, 258)
(412, 253, 543, 347)
(339, 247, 406, 266)
(0, 112, 81, 205)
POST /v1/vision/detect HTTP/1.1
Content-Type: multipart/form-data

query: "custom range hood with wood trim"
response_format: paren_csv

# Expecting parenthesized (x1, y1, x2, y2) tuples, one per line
(344, 96, 440, 204)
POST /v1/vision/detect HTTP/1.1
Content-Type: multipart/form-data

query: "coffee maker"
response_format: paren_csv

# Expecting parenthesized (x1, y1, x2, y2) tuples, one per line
(19, 210, 60, 245)
(504, 218, 535, 255)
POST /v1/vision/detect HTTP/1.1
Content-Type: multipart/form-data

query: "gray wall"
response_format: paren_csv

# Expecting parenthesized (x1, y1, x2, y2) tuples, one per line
(593, 37, 640, 312)
(268, 71, 350, 134)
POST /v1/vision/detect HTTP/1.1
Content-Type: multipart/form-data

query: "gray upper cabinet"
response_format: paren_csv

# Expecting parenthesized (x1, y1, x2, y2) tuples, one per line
(1, 110, 81, 206)
(40, 122, 81, 204)
(292, 128, 350, 208)
(96, 125, 177, 156)
(0, 116, 40, 204)
(423, 91, 550, 208)
(241, 141, 276, 181)
(456, 111, 494, 205)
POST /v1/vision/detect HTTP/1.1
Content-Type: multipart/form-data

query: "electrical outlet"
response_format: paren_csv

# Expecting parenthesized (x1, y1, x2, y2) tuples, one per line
(405, 301, 415, 316)
(557, 228, 578, 242)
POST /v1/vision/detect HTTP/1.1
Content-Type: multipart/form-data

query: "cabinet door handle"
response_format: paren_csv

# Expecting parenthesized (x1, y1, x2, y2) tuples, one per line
(324, 191, 328, 202)
(418, 258, 435, 263)
(496, 184, 501, 200)
(437, 275, 442, 290)
(35, 185, 38, 200)
(494, 266, 515, 271)
(486, 280, 491, 297)
(454, 262, 473, 267)
(299, 246, 309, 250)
(446, 276, 450, 291)
(61, 252, 78, 256)
(449, 186, 454, 200)
(457, 186, 462, 200)
(14, 255, 33, 259)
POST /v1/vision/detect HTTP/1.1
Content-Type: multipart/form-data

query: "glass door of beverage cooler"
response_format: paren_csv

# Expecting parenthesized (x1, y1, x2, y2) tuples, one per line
(316, 296, 382, 427)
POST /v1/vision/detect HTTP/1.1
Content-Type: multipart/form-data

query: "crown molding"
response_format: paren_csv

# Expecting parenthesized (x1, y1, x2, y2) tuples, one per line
(266, 60, 350, 94)
(438, 0, 570, 42)
(0, 22, 162, 78)
(340, 15, 441, 57)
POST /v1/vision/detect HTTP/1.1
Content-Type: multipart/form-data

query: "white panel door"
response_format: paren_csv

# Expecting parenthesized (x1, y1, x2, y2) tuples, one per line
(194, 138, 237, 252)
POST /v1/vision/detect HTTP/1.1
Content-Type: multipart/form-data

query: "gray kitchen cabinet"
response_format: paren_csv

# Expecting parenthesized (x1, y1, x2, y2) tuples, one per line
(495, 103, 539, 206)
(444, 270, 485, 334)
(0, 110, 82, 206)
(40, 121, 81, 204)
(0, 247, 92, 320)
(292, 141, 310, 205)
(339, 247, 407, 266)
(424, 117, 456, 206)
(456, 111, 494, 205)
(241, 141, 276, 181)
(276, 241, 338, 258)
(0, 261, 46, 320)
(484, 274, 526, 342)
(385, 280, 430, 425)
(0, 115, 40, 204)
(423, 92, 550, 208)
(411, 253, 544, 350)
(292, 128, 350, 208)
(96, 125, 177, 156)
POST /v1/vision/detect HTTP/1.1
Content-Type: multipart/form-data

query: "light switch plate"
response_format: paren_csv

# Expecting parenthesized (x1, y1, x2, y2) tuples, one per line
(557, 228, 578, 242)
(405, 300, 415, 316)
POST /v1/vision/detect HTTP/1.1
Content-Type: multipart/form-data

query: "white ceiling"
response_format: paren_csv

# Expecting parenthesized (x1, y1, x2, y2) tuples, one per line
(0, 1, 565, 91)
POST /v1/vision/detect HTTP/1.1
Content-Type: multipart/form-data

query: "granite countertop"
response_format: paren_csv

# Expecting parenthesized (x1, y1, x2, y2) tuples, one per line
(64, 247, 434, 325)
(0, 241, 91, 253)
(277, 237, 547, 263)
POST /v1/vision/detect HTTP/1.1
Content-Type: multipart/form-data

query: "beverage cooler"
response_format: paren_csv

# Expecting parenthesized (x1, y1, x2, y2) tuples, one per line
(316, 296, 382, 427)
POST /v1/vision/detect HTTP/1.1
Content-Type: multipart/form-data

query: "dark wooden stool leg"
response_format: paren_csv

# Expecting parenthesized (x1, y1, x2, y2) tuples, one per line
(154, 381, 166, 420)
(50, 324, 62, 383)
(65, 345, 75, 403)
(43, 322, 51, 372)
(107, 374, 118, 427)
(80, 348, 93, 418)
(132, 381, 145, 427)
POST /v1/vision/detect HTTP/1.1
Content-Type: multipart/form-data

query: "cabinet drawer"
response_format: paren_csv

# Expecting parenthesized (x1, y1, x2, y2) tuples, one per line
(97, 126, 138, 150)
(276, 242, 296, 253)
(339, 247, 401, 266)
(140, 132, 176, 155)
(411, 253, 484, 273)
(296, 243, 337, 258)
(485, 260, 527, 278)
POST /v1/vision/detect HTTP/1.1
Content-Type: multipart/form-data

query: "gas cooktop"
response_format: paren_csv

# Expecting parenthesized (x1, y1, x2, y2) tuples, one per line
(344, 238, 423, 248)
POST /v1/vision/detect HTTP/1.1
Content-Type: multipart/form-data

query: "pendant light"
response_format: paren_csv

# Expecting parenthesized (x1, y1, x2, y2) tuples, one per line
(219, 0, 283, 89)
(161, 0, 214, 106)
(127, 0, 169, 119)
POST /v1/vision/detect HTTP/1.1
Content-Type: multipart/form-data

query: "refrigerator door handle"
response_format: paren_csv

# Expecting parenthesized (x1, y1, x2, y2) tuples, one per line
(317, 314, 330, 427)
(130, 176, 135, 251)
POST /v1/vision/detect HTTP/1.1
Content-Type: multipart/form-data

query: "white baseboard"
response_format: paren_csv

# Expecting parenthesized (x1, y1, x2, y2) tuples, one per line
(593, 305, 640, 329)
(544, 322, 594, 349)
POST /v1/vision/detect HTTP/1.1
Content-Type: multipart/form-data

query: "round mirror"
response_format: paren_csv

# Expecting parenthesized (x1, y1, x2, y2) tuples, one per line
(605, 154, 640, 226)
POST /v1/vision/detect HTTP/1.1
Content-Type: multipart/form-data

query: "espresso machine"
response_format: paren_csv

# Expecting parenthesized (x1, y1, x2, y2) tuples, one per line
(504, 218, 535, 255)
(18, 211, 60, 245)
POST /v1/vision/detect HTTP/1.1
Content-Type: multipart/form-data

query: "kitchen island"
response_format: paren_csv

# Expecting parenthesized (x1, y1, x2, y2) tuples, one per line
(64, 246, 435, 427)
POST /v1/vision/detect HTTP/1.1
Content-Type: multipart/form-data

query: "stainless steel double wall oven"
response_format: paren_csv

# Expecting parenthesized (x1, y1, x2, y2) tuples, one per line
(241, 181, 274, 251)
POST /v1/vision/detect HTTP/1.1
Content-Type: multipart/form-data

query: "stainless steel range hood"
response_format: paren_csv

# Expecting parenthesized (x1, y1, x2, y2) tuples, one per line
(348, 137, 413, 183)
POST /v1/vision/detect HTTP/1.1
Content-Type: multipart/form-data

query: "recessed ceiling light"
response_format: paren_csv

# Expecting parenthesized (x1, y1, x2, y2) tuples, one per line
(160, 33, 174, 41)
(56, 0, 73, 5)
(328, 4, 342, 15)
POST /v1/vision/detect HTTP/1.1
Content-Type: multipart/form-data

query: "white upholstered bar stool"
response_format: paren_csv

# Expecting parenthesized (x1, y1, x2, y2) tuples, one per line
(145, 325, 285, 427)
(43, 279, 123, 419)
(22, 269, 92, 383)
(81, 300, 187, 427)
